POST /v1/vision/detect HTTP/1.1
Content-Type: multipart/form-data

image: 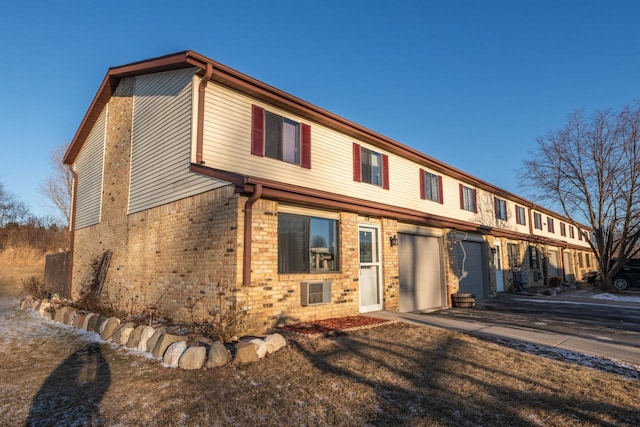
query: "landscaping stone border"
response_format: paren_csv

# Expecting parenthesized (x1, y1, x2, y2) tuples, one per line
(18, 296, 287, 369)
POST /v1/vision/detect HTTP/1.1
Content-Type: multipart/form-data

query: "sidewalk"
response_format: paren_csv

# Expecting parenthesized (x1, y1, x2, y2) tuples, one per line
(367, 293, 640, 366)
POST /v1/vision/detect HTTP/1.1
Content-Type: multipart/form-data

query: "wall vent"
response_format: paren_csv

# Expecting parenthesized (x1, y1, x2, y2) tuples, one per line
(300, 281, 331, 306)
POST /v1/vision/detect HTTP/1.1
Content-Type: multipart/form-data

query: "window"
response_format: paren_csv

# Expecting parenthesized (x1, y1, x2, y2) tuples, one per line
(507, 243, 520, 269)
(534, 213, 542, 230)
(547, 217, 554, 233)
(459, 184, 477, 213)
(494, 197, 507, 220)
(251, 105, 311, 168)
(569, 226, 575, 239)
(278, 213, 339, 274)
(578, 252, 584, 268)
(352, 143, 389, 189)
(419, 169, 443, 203)
(529, 246, 539, 269)
(560, 222, 566, 237)
(515, 205, 526, 226)
(578, 229, 583, 240)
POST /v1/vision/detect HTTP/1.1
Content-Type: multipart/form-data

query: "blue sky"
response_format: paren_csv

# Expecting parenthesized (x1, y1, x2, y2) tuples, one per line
(1, 0, 639, 219)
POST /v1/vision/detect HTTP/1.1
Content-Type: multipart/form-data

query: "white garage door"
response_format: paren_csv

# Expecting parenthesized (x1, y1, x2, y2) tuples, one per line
(398, 233, 444, 312)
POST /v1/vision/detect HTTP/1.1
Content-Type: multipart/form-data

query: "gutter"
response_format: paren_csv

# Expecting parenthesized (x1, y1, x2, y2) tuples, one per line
(243, 183, 262, 286)
(195, 63, 213, 165)
(67, 165, 78, 297)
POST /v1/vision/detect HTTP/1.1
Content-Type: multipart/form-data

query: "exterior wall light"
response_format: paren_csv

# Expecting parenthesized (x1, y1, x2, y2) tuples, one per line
(390, 235, 398, 247)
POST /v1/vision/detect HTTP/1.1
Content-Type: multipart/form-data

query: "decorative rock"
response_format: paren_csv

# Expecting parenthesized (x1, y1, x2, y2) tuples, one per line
(152, 333, 187, 359)
(82, 313, 95, 330)
(233, 341, 259, 365)
(112, 322, 134, 344)
(127, 325, 147, 348)
(163, 341, 187, 367)
(38, 300, 52, 318)
(20, 296, 33, 309)
(118, 325, 135, 346)
(98, 316, 110, 334)
(88, 315, 103, 333)
(31, 299, 41, 310)
(249, 338, 267, 359)
(179, 346, 206, 370)
(145, 326, 167, 353)
(72, 313, 86, 329)
(53, 308, 65, 323)
(265, 333, 287, 354)
(206, 341, 231, 368)
(63, 307, 78, 325)
(100, 317, 121, 340)
(137, 326, 156, 352)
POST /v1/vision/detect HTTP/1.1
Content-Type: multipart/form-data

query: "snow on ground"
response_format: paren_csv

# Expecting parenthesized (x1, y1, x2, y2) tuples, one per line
(492, 337, 640, 381)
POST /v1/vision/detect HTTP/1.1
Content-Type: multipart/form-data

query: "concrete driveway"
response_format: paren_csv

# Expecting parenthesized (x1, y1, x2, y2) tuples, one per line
(370, 288, 640, 367)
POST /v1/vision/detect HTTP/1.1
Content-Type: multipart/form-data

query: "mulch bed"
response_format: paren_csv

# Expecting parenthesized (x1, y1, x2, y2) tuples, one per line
(278, 315, 394, 337)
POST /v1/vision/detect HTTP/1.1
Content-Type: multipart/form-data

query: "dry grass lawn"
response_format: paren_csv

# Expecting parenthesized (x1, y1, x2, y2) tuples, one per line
(1, 257, 639, 426)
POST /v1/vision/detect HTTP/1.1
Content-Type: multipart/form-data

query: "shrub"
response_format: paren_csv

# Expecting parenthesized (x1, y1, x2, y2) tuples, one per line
(22, 276, 49, 299)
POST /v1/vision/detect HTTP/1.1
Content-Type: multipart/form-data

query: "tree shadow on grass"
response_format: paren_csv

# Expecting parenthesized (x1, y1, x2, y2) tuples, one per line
(25, 342, 110, 426)
(291, 324, 640, 425)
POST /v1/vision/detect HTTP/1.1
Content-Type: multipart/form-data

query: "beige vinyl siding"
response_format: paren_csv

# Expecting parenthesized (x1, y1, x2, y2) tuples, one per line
(129, 68, 227, 214)
(74, 106, 107, 229)
(201, 82, 589, 247)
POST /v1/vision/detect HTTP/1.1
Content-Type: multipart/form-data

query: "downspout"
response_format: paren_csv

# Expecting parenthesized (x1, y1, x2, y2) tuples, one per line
(243, 183, 263, 286)
(67, 165, 78, 297)
(196, 63, 214, 165)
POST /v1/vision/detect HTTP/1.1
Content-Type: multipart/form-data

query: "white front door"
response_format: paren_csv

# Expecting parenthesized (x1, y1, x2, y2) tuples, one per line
(494, 243, 504, 292)
(359, 225, 382, 312)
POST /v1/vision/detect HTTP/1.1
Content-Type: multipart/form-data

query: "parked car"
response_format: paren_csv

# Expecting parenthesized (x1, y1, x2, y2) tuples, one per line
(612, 259, 640, 290)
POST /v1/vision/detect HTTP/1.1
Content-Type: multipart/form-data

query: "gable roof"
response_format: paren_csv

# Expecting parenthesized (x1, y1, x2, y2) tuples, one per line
(63, 50, 587, 228)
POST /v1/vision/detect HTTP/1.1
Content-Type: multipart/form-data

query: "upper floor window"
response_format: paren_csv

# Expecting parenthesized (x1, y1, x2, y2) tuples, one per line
(585, 252, 591, 267)
(569, 226, 575, 239)
(459, 184, 477, 213)
(278, 213, 339, 274)
(352, 143, 389, 189)
(515, 205, 526, 226)
(534, 212, 543, 230)
(560, 222, 566, 237)
(547, 217, 555, 233)
(494, 197, 507, 220)
(420, 169, 443, 203)
(251, 105, 311, 168)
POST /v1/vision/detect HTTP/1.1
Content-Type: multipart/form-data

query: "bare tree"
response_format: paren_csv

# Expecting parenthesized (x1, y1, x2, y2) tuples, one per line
(38, 143, 73, 226)
(0, 181, 30, 227)
(521, 103, 640, 290)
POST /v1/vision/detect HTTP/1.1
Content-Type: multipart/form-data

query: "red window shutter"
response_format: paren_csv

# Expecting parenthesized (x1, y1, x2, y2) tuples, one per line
(459, 184, 464, 210)
(473, 189, 478, 213)
(494, 198, 499, 216)
(382, 154, 389, 190)
(437, 175, 443, 204)
(419, 169, 426, 199)
(301, 123, 311, 169)
(251, 105, 264, 157)
(353, 143, 361, 182)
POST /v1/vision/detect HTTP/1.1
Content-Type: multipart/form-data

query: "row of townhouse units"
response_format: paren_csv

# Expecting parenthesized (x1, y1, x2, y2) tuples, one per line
(63, 51, 592, 333)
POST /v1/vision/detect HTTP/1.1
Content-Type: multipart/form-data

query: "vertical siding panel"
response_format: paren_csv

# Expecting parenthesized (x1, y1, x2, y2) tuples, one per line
(75, 106, 107, 229)
(128, 68, 227, 214)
